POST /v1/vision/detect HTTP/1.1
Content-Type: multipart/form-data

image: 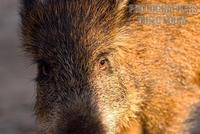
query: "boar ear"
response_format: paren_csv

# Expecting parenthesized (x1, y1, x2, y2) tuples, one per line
(21, 0, 37, 10)
(116, 0, 129, 11)
(113, 0, 137, 11)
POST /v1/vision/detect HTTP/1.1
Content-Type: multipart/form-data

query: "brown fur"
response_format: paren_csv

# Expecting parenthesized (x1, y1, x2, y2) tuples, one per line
(20, 0, 200, 134)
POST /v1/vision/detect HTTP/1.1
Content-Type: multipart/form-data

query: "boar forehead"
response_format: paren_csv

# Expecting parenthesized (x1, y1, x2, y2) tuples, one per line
(21, 0, 119, 61)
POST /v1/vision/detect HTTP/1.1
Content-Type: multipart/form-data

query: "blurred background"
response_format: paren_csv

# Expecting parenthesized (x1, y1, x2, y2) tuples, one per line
(0, 0, 38, 133)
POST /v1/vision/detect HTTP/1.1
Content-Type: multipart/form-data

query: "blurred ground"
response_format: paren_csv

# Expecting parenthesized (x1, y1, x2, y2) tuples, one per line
(0, 0, 39, 133)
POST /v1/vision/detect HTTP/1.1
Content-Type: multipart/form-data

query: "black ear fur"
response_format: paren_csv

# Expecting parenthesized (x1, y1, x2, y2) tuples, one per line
(21, 0, 37, 10)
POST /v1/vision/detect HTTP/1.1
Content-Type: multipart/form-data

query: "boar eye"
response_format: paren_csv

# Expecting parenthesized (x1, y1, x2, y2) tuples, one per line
(36, 60, 50, 81)
(98, 57, 109, 71)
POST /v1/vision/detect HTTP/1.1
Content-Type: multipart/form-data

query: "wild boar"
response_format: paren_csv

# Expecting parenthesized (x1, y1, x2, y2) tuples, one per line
(20, 0, 200, 134)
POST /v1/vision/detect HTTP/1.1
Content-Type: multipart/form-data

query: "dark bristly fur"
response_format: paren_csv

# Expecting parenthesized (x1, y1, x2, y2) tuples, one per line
(20, 0, 200, 134)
